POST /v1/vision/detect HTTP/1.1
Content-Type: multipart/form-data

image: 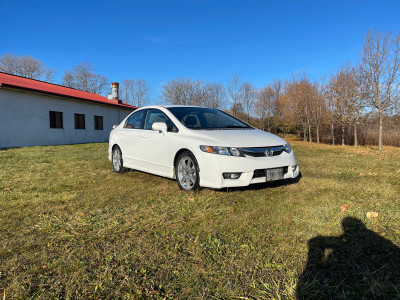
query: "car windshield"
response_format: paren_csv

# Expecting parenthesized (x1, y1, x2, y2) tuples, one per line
(166, 107, 253, 130)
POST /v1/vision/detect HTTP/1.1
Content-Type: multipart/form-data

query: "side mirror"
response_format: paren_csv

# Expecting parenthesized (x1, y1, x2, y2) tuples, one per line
(112, 125, 117, 129)
(152, 122, 167, 135)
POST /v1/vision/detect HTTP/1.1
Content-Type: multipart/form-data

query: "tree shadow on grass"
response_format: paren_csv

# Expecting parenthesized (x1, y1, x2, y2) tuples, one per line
(297, 217, 400, 299)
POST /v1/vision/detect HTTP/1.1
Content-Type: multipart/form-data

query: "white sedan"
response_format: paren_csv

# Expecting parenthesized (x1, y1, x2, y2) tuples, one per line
(108, 105, 300, 190)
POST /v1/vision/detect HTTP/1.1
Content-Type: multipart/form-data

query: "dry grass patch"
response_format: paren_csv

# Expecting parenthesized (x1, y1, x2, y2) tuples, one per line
(1, 142, 399, 298)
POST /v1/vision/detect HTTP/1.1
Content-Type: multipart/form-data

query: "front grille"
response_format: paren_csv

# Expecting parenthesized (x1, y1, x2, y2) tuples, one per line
(252, 167, 288, 178)
(241, 145, 285, 157)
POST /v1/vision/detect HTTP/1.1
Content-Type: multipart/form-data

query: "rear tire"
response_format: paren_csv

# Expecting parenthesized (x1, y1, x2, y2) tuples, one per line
(175, 151, 200, 191)
(112, 146, 125, 173)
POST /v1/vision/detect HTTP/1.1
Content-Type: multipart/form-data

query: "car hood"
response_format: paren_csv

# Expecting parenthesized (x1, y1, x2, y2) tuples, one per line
(188, 128, 287, 147)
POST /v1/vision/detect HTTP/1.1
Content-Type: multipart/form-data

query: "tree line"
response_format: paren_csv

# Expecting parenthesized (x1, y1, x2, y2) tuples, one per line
(160, 30, 400, 150)
(1, 29, 399, 149)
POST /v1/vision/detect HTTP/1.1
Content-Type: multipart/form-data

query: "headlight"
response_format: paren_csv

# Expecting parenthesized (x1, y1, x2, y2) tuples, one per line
(200, 145, 244, 157)
(284, 143, 292, 153)
(229, 147, 241, 156)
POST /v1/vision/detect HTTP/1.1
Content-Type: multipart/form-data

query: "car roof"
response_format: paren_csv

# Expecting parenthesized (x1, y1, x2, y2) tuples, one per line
(131, 105, 215, 112)
(160, 105, 207, 108)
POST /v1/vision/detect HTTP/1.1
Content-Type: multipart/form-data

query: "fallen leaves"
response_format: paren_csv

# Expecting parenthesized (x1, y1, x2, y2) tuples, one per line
(366, 211, 378, 219)
(340, 203, 351, 212)
(3, 187, 11, 191)
(358, 171, 378, 177)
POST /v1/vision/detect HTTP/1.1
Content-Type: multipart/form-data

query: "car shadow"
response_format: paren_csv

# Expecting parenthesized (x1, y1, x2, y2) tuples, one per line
(296, 217, 400, 299)
(220, 172, 302, 192)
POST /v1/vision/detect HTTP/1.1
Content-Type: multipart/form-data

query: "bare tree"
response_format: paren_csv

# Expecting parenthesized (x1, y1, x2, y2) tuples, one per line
(283, 77, 314, 142)
(241, 81, 257, 123)
(160, 78, 187, 105)
(359, 30, 400, 150)
(254, 85, 275, 131)
(303, 81, 314, 142)
(310, 81, 327, 144)
(328, 63, 367, 146)
(204, 82, 226, 109)
(161, 78, 206, 106)
(231, 102, 244, 117)
(161, 78, 227, 109)
(0, 54, 55, 82)
(120, 79, 150, 107)
(327, 65, 354, 145)
(120, 79, 135, 105)
(352, 67, 369, 146)
(135, 79, 150, 107)
(62, 62, 109, 95)
(271, 80, 284, 121)
(227, 73, 242, 116)
(325, 80, 337, 145)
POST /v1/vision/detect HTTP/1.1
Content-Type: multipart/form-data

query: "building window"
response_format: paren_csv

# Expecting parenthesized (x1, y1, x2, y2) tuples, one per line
(94, 116, 103, 130)
(49, 111, 63, 128)
(74, 113, 85, 129)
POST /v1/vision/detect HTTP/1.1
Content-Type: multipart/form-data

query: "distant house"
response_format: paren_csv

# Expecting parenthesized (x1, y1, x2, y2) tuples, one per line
(0, 72, 136, 148)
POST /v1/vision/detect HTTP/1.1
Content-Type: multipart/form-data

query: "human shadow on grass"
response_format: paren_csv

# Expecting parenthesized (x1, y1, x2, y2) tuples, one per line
(297, 217, 400, 300)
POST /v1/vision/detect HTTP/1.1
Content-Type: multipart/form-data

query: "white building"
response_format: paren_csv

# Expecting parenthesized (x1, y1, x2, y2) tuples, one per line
(0, 72, 136, 148)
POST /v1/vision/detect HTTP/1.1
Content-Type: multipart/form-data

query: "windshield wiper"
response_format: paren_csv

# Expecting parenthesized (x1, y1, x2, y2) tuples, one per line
(219, 125, 250, 129)
(192, 126, 252, 130)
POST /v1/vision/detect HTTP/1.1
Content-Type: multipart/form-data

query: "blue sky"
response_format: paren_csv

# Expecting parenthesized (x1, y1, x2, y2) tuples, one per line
(2, 0, 399, 103)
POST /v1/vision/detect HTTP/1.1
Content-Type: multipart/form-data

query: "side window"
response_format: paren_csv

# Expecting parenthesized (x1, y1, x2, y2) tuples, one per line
(49, 111, 63, 128)
(74, 113, 85, 129)
(94, 116, 103, 130)
(144, 109, 178, 132)
(124, 110, 145, 129)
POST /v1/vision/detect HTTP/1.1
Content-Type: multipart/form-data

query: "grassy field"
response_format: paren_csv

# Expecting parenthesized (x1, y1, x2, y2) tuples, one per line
(1, 140, 400, 299)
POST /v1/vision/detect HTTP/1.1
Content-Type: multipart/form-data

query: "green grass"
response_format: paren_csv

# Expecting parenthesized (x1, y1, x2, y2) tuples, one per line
(1, 141, 400, 299)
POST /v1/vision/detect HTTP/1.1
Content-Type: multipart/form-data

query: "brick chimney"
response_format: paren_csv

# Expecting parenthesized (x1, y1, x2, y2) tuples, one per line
(108, 82, 122, 103)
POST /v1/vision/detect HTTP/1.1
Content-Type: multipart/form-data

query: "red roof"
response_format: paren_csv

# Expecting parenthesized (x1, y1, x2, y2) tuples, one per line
(0, 72, 137, 110)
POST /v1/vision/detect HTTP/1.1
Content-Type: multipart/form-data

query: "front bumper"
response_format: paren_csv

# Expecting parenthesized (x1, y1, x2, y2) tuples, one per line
(196, 150, 299, 189)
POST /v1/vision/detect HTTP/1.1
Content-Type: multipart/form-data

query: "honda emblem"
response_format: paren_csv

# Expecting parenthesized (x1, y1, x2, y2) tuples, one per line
(265, 149, 273, 157)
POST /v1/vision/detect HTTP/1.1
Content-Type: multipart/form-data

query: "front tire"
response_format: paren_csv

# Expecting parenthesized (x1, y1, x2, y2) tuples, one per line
(112, 146, 125, 173)
(175, 151, 200, 191)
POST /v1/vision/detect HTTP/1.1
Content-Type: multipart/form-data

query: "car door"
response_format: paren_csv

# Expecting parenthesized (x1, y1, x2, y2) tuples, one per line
(117, 109, 146, 167)
(136, 109, 177, 177)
